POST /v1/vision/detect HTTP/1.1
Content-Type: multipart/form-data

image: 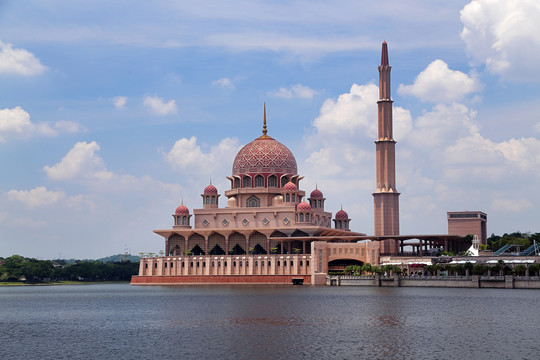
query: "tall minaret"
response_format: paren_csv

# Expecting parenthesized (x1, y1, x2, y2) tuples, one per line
(373, 41, 400, 253)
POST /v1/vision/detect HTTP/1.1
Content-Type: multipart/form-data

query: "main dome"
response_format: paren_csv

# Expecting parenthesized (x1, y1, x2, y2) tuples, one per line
(232, 137, 297, 175)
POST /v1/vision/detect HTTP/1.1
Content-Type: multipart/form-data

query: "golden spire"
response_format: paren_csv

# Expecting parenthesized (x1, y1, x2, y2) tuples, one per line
(258, 102, 272, 139)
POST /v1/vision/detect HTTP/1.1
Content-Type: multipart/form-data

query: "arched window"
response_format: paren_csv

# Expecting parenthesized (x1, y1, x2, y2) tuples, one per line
(234, 178, 240, 189)
(182, 216, 187, 225)
(281, 177, 288, 187)
(286, 194, 290, 202)
(318, 200, 322, 208)
(211, 196, 215, 204)
(306, 213, 310, 222)
(311, 200, 316, 208)
(292, 194, 296, 202)
(205, 196, 210, 204)
(176, 217, 180, 225)
(268, 175, 277, 187)
(299, 213, 304, 222)
(243, 176, 252, 188)
(255, 175, 264, 187)
(246, 195, 260, 208)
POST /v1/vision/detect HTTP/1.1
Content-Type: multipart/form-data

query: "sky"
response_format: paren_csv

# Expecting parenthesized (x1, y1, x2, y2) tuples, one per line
(1, 0, 540, 259)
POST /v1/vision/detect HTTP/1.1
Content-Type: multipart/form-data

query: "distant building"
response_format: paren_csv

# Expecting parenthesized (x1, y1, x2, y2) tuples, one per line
(447, 211, 487, 245)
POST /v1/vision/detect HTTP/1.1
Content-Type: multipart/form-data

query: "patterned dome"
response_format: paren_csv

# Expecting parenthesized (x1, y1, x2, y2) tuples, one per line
(297, 201, 311, 211)
(204, 184, 218, 194)
(232, 137, 297, 175)
(310, 189, 323, 199)
(283, 182, 297, 191)
(175, 204, 189, 215)
(335, 209, 349, 220)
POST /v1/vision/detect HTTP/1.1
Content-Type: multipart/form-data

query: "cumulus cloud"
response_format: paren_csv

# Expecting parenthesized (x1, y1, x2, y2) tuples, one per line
(44, 141, 113, 181)
(460, 0, 540, 81)
(313, 83, 377, 137)
(0, 106, 82, 142)
(0, 40, 47, 76)
(406, 103, 479, 149)
(143, 95, 177, 115)
(212, 78, 234, 89)
(7, 187, 66, 209)
(398, 60, 481, 103)
(113, 96, 127, 109)
(165, 136, 239, 174)
(270, 84, 318, 99)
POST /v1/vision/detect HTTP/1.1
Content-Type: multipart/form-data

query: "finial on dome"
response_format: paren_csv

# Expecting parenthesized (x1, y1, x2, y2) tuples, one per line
(181, 198, 184, 205)
(258, 103, 272, 139)
(381, 41, 389, 66)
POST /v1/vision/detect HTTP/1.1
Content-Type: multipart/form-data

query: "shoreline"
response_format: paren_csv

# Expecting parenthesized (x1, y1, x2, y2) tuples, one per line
(0, 281, 130, 287)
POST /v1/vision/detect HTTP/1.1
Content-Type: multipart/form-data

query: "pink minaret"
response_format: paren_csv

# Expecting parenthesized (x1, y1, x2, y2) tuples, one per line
(373, 41, 400, 253)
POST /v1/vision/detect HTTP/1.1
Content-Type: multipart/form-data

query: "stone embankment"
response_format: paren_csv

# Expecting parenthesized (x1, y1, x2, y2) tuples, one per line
(327, 274, 540, 289)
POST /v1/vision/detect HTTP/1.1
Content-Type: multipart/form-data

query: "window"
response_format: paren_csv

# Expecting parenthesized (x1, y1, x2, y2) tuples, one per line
(218, 261, 221, 267)
(246, 261, 249, 266)
(182, 217, 187, 225)
(239, 261, 242, 267)
(299, 213, 304, 222)
(246, 195, 260, 208)
(268, 175, 277, 187)
(145, 264, 148, 268)
(286, 194, 290, 202)
(268, 261, 271, 266)
(243, 176, 252, 188)
(306, 214, 310, 222)
(190, 262, 193, 267)
(290, 261, 293, 267)
(224, 261, 227, 267)
(281, 177, 288, 187)
(300, 260, 303, 266)
(182, 262, 185, 267)
(284, 261, 287, 266)
(255, 175, 264, 187)
(292, 194, 296, 202)
(203, 262, 206, 267)
(154, 263, 157, 268)
(306, 261, 309, 266)
(196, 262, 199, 267)
(277, 261, 281, 266)
(234, 178, 240, 188)
(255, 261, 258, 266)
(211, 196, 215, 204)
(206, 196, 210, 204)
(164, 262, 167, 268)
(318, 200, 322, 208)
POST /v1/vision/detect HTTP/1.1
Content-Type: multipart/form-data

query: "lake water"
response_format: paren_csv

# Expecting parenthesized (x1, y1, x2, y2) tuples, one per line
(0, 284, 538, 359)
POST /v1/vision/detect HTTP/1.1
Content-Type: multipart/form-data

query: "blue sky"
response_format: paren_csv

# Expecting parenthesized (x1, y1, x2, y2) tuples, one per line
(1, 0, 540, 259)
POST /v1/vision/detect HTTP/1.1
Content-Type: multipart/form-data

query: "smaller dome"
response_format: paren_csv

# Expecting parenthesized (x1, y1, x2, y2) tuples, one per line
(283, 182, 297, 191)
(175, 204, 189, 215)
(204, 184, 218, 194)
(297, 201, 311, 211)
(335, 209, 349, 220)
(310, 189, 323, 199)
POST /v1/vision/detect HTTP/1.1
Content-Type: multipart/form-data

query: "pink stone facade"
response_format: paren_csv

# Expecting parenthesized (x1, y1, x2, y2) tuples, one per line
(448, 211, 487, 245)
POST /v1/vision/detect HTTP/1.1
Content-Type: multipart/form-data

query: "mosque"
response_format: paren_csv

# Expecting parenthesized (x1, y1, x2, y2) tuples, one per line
(131, 42, 469, 285)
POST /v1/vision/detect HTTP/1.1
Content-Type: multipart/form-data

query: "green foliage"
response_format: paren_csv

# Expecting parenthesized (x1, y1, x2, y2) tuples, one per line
(0, 255, 139, 283)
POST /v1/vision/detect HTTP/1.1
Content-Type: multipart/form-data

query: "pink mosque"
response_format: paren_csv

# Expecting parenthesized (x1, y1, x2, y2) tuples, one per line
(131, 42, 470, 285)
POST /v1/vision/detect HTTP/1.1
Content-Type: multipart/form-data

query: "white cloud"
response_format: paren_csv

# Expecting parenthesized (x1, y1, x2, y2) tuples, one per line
(7, 186, 66, 209)
(0, 40, 47, 76)
(43, 141, 113, 181)
(270, 84, 318, 99)
(406, 103, 479, 149)
(143, 95, 177, 115)
(113, 96, 127, 109)
(165, 136, 239, 174)
(460, 0, 540, 81)
(312, 83, 377, 137)
(535, 122, 540, 133)
(398, 60, 481, 103)
(0, 106, 84, 142)
(212, 78, 234, 89)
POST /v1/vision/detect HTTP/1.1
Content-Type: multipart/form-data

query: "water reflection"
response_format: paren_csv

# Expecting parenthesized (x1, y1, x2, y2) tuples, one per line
(0, 284, 539, 359)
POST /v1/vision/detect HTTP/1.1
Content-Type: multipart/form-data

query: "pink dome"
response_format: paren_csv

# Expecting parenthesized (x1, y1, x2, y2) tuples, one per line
(204, 184, 218, 194)
(175, 204, 189, 215)
(283, 182, 297, 191)
(310, 189, 323, 199)
(297, 201, 311, 211)
(232, 137, 297, 175)
(335, 209, 349, 220)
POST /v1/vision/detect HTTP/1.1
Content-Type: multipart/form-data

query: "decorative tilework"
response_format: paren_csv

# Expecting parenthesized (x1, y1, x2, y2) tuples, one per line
(232, 138, 297, 175)
(202, 219, 209, 227)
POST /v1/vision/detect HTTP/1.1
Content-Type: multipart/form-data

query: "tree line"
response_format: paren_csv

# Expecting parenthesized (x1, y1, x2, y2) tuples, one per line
(0, 255, 139, 283)
(486, 231, 540, 251)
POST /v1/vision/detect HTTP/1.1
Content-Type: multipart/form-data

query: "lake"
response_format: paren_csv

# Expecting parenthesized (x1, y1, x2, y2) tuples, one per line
(0, 284, 538, 359)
